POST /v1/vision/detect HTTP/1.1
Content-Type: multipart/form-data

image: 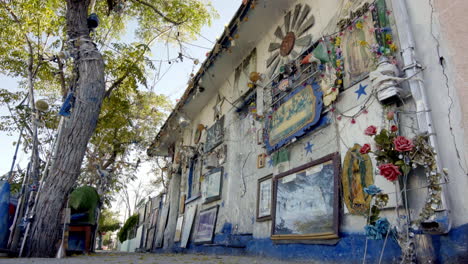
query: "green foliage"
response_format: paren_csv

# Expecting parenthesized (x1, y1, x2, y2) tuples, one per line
(0, 0, 216, 207)
(98, 209, 121, 233)
(117, 214, 139, 243)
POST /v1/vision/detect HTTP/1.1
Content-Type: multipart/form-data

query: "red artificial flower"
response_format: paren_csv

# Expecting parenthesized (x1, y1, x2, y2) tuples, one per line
(337, 116, 342, 121)
(387, 111, 395, 120)
(362, 109, 368, 114)
(378, 163, 401, 181)
(360, 144, 371, 154)
(351, 118, 356, 124)
(391, 125, 398, 132)
(364, 125, 378, 136)
(393, 136, 414, 152)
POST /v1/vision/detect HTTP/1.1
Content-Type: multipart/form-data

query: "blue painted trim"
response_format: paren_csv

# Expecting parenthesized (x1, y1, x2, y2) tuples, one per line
(432, 223, 468, 263)
(153, 224, 468, 262)
(265, 79, 324, 154)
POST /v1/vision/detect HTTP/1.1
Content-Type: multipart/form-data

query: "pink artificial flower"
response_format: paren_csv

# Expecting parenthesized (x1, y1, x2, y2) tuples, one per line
(378, 163, 401, 181)
(364, 125, 378, 136)
(393, 136, 414, 152)
(360, 144, 371, 154)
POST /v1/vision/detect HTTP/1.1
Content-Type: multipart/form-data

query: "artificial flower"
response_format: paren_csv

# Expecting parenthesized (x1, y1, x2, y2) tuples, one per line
(387, 111, 395, 120)
(364, 125, 378, 136)
(364, 219, 390, 240)
(364, 185, 382, 196)
(360, 144, 371, 154)
(391, 125, 398, 132)
(355, 21, 363, 29)
(378, 163, 401, 181)
(393, 136, 414, 152)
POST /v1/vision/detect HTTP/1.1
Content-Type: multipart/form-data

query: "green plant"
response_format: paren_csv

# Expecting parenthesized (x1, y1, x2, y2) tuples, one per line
(117, 214, 139, 243)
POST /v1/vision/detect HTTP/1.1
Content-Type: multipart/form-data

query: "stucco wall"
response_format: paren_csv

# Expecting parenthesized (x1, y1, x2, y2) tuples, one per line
(163, 0, 468, 261)
(434, 0, 468, 162)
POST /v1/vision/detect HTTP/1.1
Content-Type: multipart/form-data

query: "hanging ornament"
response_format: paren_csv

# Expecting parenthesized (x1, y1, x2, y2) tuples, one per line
(87, 13, 99, 29)
(249, 72, 262, 83)
(194, 59, 200, 65)
(177, 113, 191, 128)
(35, 100, 49, 112)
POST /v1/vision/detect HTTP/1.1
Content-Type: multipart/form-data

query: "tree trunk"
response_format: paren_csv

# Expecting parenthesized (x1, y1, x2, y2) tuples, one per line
(24, 0, 105, 257)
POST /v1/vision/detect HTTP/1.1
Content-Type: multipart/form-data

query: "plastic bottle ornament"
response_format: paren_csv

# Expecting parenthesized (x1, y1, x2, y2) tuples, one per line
(370, 56, 402, 105)
(87, 13, 100, 29)
(35, 100, 49, 112)
(177, 113, 191, 128)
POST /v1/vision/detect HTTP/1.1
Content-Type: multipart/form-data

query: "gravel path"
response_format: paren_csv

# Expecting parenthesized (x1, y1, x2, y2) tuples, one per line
(0, 252, 316, 264)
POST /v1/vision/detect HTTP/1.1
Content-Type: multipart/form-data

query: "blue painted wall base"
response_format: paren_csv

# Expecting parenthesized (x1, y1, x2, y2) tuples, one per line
(150, 223, 468, 263)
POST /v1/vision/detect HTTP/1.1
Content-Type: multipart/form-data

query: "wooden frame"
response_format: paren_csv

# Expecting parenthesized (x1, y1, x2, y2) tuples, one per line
(202, 167, 223, 204)
(193, 205, 219, 244)
(271, 153, 341, 240)
(257, 154, 267, 168)
(256, 174, 273, 222)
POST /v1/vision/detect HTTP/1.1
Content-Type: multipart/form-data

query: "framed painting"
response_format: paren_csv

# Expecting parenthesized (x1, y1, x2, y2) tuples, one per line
(265, 79, 324, 153)
(181, 205, 197, 248)
(174, 215, 184, 242)
(271, 153, 341, 240)
(204, 116, 224, 153)
(194, 205, 219, 244)
(257, 175, 273, 221)
(341, 11, 378, 88)
(202, 167, 223, 204)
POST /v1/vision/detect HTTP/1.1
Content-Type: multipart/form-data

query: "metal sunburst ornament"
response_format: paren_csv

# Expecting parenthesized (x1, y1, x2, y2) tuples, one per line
(266, 3, 315, 77)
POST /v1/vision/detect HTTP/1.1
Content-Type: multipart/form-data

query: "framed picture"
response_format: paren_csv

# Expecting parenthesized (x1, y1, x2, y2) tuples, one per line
(265, 79, 324, 154)
(272, 153, 341, 240)
(194, 205, 219, 244)
(202, 167, 223, 204)
(257, 154, 267, 168)
(205, 116, 224, 153)
(174, 215, 184, 242)
(181, 205, 197, 248)
(257, 175, 273, 221)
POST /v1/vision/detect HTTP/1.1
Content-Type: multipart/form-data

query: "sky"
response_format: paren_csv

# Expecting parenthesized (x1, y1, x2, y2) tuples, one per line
(0, 0, 242, 219)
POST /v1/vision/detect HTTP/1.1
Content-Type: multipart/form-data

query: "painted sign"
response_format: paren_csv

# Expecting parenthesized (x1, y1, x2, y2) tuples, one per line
(204, 116, 224, 153)
(265, 80, 323, 153)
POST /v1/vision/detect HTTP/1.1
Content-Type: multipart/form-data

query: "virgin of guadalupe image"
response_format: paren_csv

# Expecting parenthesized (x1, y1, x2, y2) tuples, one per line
(342, 14, 377, 86)
(342, 144, 374, 215)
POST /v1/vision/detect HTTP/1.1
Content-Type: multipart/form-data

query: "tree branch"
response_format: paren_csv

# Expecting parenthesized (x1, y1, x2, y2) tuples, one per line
(130, 0, 186, 25)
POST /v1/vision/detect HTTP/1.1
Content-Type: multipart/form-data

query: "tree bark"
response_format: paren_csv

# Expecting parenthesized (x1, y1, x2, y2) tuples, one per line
(24, 0, 105, 257)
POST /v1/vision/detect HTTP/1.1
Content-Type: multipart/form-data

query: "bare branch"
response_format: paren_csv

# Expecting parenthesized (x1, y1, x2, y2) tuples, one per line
(130, 0, 186, 25)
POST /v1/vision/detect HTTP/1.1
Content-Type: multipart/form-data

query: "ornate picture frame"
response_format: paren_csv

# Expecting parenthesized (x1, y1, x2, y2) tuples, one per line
(194, 205, 219, 244)
(257, 174, 273, 222)
(271, 153, 341, 240)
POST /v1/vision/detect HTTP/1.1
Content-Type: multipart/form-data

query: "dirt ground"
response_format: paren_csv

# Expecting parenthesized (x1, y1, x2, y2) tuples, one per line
(0, 251, 316, 264)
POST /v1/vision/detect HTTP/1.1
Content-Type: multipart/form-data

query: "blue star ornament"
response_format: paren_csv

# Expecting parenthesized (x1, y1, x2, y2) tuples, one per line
(304, 142, 314, 155)
(268, 158, 274, 167)
(355, 84, 368, 99)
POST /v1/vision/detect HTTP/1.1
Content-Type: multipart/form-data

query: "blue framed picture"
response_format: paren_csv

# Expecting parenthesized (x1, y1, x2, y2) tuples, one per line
(265, 79, 324, 153)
